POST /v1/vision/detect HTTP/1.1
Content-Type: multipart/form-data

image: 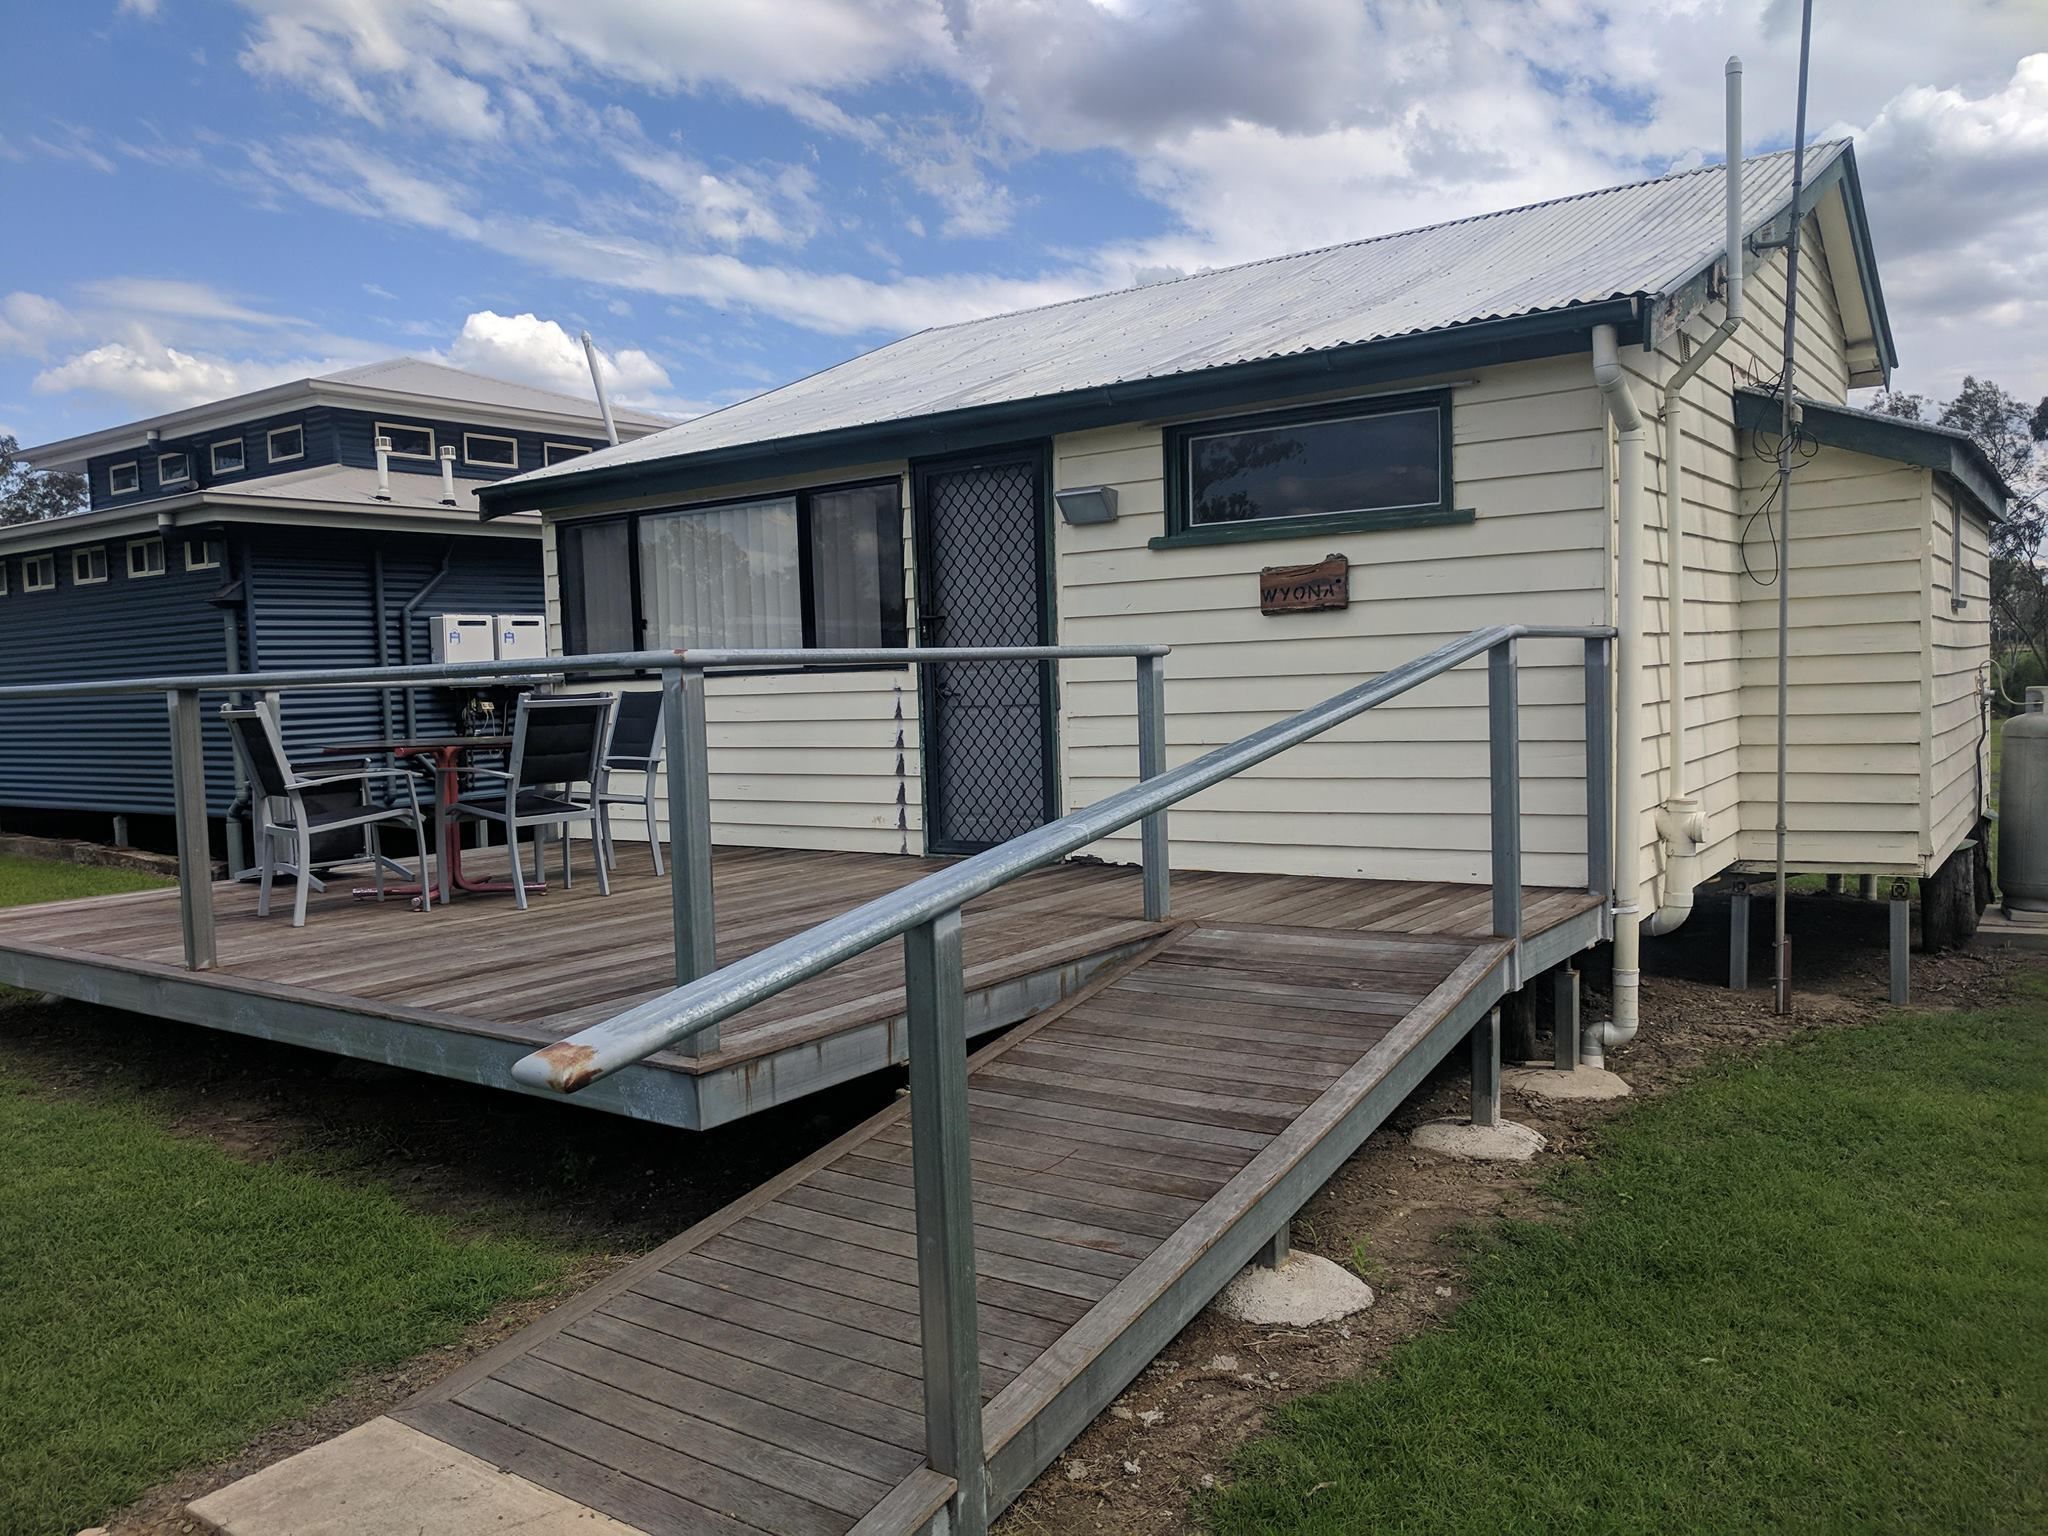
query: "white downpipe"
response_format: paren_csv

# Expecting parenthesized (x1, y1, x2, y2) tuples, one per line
(1643, 54, 1745, 941)
(1592, 323, 1645, 1061)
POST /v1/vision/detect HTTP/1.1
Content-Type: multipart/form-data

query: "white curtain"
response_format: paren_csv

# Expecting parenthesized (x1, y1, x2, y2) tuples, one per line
(638, 497, 802, 649)
(808, 484, 893, 646)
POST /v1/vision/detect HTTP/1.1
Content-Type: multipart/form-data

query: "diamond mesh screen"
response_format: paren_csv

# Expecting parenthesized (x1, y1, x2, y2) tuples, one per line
(922, 459, 1049, 851)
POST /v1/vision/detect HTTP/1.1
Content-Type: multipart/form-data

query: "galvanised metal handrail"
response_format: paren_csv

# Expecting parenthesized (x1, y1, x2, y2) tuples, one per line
(0, 643, 1172, 989)
(508, 621, 1615, 1536)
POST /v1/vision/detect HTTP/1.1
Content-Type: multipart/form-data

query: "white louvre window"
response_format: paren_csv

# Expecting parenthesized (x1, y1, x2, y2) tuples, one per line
(211, 438, 246, 475)
(24, 554, 56, 592)
(267, 424, 305, 463)
(109, 461, 140, 496)
(73, 547, 109, 585)
(464, 432, 518, 468)
(184, 539, 220, 572)
(158, 452, 190, 485)
(376, 422, 434, 459)
(128, 537, 166, 578)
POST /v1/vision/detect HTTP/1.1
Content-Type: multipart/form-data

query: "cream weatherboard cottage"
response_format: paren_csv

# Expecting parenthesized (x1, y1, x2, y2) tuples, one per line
(477, 138, 2004, 993)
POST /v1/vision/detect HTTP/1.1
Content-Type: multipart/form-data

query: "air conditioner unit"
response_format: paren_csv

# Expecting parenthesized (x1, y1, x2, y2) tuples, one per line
(430, 613, 493, 664)
(494, 614, 547, 661)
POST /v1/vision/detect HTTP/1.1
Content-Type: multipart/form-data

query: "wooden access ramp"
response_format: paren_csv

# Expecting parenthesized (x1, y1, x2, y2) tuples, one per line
(195, 915, 1542, 1536)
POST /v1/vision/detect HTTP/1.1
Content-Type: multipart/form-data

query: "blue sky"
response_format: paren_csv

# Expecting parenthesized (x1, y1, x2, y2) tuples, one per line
(3, 2, 2043, 451)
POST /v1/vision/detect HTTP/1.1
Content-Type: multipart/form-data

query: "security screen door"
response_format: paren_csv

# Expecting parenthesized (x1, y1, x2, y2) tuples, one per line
(913, 447, 1056, 854)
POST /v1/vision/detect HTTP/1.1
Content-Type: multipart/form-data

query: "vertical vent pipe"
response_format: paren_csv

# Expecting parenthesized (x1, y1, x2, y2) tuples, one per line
(1643, 55, 1744, 938)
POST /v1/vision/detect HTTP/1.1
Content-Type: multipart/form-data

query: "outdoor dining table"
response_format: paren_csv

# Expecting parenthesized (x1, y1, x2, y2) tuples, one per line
(321, 735, 539, 906)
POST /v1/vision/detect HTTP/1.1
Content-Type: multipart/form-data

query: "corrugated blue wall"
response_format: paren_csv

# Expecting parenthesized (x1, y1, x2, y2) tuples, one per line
(0, 526, 542, 820)
(247, 529, 545, 759)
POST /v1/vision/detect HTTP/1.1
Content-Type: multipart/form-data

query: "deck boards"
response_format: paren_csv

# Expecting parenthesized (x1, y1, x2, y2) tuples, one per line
(0, 844, 1594, 1087)
(389, 919, 1523, 1534)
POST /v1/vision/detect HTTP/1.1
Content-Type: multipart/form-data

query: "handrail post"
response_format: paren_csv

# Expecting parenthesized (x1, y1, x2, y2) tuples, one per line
(167, 687, 217, 971)
(1488, 638, 1522, 989)
(1583, 635, 1613, 935)
(1136, 653, 1170, 921)
(662, 663, 718, 1025)
(903, 909, 987, 1535)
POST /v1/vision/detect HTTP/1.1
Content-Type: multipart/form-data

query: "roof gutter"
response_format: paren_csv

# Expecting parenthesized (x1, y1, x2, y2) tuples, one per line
(476, 299, 1644, 519)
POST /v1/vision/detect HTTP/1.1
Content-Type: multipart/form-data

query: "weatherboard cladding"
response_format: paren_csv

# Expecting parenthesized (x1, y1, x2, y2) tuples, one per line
(86, 406, 344, 510)
(84, 408, 607, 511)
(0, 527, 541, 821)
(0, 534, 237, 818)
(504, 144, 1845, 489)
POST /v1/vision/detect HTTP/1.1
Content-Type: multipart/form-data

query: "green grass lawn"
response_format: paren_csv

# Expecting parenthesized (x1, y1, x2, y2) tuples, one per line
(0, 857, 574, 1535)
(0, 852, 170, 906)
(1207, 996, 2048, 1534)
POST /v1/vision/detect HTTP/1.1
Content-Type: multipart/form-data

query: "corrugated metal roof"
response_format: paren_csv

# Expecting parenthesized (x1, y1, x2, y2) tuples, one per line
(318, 358, 670, 430)
(23, 354, 665, 465)
(508, 143, 1847, 490)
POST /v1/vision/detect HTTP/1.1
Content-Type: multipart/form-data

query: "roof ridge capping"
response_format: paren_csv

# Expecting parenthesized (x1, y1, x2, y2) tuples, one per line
(912, 140, 1850, 338)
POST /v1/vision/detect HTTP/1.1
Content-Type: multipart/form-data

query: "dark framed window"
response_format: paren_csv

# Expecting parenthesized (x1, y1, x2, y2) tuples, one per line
(1155, 389, 1461, 547)
(557, 477, 907, 661)
(376, 421, 435, 459)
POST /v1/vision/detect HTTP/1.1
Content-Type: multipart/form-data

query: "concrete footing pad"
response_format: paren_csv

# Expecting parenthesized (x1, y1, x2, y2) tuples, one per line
(188, 1415, 643, 1535)
(1410, 1118, 1546, 1161)
(1503, 1064, 1632, 1101)
(1214, 1252, 1374, 1327)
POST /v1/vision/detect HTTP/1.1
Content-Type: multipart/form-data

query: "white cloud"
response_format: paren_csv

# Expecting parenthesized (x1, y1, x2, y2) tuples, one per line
(441, 310, 675, 409)
(116, 0, 161, 17)
(0, 293, 82, 358)
(33, 340, 307, 408)
(207, 1, 2045, 404)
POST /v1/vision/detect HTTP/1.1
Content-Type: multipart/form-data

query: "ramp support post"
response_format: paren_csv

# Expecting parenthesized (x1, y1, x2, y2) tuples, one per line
(1888, 878, 1911, 1006)
(1551, 965, 1580, 1072)
(1471, 1005, 1502, 1128)
(1137, 653, 1170, 922)
(905, 908, 988, 1536)
(1730, 882, 1751, 990)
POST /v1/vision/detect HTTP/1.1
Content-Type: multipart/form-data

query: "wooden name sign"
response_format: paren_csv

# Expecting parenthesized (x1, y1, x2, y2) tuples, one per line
(1259, 554, 1350, 614)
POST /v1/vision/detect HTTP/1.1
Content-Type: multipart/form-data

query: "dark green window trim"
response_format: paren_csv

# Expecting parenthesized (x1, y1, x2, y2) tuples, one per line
(1149, 504, 1474, 549)
(1154, 388, 1457, 549)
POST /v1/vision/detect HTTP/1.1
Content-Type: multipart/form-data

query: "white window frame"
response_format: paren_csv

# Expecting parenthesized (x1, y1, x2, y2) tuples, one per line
(267, 424, 305, 464)
(23, 554, 56, 592)
(543, 442, 592, 467)
(127, 536, 166, 578)
(375, 421, 435, 460)
(72, 547, 108, 585)
(210, 438, 246, 475)
(464, 432, 519, 468)
(158, 452, 190, 486)
(109, 461, 140, 496)
(184, 538, 220, 572)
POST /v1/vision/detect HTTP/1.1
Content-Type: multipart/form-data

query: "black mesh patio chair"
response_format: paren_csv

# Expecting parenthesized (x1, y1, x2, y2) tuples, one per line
(449, 693, 616, 910)
(596, 690, 666, 876)
(222, 705, 433, 928)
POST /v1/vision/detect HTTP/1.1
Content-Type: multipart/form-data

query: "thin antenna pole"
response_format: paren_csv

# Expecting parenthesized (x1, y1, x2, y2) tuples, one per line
(1773, 0, 1815, 1016)
(580, 330, 621, 445)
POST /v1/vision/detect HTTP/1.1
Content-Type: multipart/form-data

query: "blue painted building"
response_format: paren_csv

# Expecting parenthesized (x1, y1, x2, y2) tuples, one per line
(6, 358, 663, 846)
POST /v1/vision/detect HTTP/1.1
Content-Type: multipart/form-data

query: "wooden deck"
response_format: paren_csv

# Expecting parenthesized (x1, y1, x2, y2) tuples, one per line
(0, 846, 1601, 1129)
(323, 916, 1532, 1534)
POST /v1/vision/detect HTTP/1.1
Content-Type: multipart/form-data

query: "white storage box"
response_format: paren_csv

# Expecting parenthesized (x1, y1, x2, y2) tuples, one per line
(430, 613, 493, 664)
(494, 614, 547, 661)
